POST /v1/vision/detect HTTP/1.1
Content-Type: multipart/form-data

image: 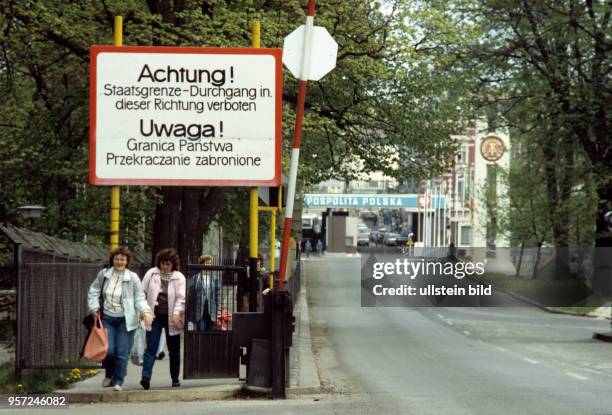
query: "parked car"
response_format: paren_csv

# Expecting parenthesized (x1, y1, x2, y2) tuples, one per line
(357, 232, 370, 246)
(384, 232, 399, 246)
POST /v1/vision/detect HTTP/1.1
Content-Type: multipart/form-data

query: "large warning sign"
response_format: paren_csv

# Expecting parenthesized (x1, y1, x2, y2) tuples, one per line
(89, 46, 282, 186)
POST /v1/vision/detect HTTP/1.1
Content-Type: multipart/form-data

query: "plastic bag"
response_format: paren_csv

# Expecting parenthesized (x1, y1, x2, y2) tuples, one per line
(130, 321, 146, 366)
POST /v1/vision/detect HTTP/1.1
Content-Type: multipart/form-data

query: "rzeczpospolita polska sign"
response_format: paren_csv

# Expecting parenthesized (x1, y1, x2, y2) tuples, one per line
(89, 46, 282, 186)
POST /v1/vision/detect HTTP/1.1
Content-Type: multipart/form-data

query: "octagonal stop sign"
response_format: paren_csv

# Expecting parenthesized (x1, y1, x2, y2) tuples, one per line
(283, 25, 338, 81)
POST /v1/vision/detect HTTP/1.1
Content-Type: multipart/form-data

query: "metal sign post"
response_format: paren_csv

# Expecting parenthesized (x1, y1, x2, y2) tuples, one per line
(277, 0, 337, 289)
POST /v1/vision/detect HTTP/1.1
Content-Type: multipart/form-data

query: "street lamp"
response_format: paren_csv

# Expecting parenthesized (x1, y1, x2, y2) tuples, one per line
(17, 205, 45, 219)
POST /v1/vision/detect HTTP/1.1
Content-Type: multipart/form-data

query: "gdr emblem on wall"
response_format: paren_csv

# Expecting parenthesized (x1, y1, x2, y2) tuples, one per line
(480, 136, 505, 162)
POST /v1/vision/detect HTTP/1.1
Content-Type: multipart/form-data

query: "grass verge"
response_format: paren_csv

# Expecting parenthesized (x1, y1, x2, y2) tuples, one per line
(476, 272, 606, 308)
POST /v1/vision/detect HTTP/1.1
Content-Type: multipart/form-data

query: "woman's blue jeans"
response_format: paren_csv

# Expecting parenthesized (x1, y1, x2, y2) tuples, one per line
(102, 315, 135, 386)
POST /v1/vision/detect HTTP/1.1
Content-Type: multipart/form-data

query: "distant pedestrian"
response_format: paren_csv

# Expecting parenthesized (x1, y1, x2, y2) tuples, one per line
(447, 242, 457, 261)
(407, 238, 414, 256)
(140, 248, 186, 390)
(316, 239, 323, 256)
(305, 240, 312, 257)
(188, 255, 220, 332)
(87, 246, 153, 392)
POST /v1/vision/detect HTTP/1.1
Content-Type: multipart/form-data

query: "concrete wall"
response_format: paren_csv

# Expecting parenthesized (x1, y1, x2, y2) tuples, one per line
(327, 216, 346, 253)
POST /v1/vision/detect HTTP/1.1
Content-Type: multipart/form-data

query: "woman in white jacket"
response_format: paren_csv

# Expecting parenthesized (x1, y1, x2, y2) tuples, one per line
(140, 248, 186, 389)
(87, 246, 153, 391)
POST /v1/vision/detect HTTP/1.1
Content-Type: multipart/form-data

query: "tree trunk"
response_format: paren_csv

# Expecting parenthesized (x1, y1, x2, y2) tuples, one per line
(197, 188, 226, 247)
(532, 241, 543, 280)
(152, 187, 182, 264)
(153, 187, 226, 269)
(541, 131, 575, 280)
(516, 242, 524, 278)
(147, 0, 228, 269)
(178, 188, 203, 267)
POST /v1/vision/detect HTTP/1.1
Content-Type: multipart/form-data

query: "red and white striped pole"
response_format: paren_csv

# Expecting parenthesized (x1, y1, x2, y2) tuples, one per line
(278, 0, 317, 290)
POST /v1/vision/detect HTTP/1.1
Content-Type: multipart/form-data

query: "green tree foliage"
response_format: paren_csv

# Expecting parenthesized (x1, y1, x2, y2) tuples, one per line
(452, 0, 610, 249)
(0, 1, 152, 247)
(482, 151, 597, 249)
(0, 1, 469, 259)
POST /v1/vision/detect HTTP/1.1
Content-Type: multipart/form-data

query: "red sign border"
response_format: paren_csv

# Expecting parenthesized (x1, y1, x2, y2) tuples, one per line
(89, 45, 282, 187)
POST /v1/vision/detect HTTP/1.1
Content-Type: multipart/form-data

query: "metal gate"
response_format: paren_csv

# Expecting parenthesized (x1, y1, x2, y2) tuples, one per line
(183, 261, 246, 379)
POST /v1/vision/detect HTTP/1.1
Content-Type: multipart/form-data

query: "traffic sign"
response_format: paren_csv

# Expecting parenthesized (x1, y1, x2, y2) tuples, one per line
(282, 25, 337, 81)
(89, 46, 282, 187)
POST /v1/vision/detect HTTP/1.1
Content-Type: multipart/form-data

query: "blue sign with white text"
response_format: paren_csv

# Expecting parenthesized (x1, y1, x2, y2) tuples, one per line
(303, 194, 445, 208)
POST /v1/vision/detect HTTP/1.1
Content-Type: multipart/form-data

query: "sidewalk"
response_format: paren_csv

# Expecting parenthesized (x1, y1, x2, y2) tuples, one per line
(59, 261, 320, 402)
(289, 262, 321, 396)
(57, 349, 244, 403)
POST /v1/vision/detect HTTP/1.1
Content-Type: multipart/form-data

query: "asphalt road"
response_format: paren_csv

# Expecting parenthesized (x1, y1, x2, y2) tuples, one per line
(306, 254, 612, 415)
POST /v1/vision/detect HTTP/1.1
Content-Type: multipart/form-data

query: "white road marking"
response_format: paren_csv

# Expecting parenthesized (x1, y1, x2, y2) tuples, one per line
(494, 346, 508, 353)
(437, 314, 444, 319)
(523, 358, 539, 364)
(447, 320, 453, 326)
(579, 367, 612, 379)
(566, 372, 588, 381)
(463, 331, 470, 336)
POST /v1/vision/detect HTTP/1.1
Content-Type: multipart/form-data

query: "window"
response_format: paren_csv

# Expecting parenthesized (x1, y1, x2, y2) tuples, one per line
(457, 144, 467, 164)
(456, 173, 465, 202)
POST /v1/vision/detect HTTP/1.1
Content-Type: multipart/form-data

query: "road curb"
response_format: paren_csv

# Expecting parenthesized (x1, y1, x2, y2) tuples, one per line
(545, 307, 611, 319)
(61, 384, 244, 404)
(63, 383, 321, 404)
(287, 385, 321, 396)
(500, 289, 611, 320)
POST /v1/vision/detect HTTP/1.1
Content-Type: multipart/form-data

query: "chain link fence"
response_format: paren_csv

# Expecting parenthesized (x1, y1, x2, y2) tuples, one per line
(16, 262, 102, 371)
(15, 247, 150, 375)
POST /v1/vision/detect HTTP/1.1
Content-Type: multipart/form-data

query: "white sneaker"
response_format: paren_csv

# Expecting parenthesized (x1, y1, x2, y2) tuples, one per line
(102, 378, 112, 387)
(113, 384, 122, 392)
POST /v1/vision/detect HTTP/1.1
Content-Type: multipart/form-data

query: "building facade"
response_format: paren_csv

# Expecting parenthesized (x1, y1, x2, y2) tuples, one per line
(305, 122, 511, 249)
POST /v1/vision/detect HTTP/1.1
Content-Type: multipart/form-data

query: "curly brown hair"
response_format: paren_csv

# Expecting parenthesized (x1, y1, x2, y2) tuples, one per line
(109, 246, 132, 267)
(155, 248, 180, 271)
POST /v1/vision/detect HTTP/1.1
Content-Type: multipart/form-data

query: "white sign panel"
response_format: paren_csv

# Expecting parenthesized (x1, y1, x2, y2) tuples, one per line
(89, 46, 282, 186)
(283, 25, 337, 81)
